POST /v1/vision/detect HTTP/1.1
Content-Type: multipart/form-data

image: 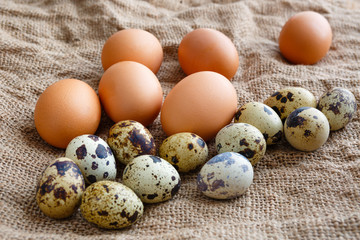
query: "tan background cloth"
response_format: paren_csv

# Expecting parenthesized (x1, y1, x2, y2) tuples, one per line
(0, 0, 359, 239)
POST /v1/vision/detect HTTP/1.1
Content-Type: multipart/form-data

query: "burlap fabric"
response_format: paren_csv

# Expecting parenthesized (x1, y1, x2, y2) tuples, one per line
(0, 0, 359, 239)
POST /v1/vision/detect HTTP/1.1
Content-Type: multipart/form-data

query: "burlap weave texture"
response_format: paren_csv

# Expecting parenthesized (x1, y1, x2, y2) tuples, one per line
(0, 0, 359, 239)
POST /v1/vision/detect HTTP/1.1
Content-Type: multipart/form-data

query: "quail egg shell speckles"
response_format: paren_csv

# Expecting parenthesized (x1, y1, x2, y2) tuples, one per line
(159, 132, 208, 172)
(197, 152, 253, 200)
(317, 88, 357, 131)
(234, 102, 283, 145)
(122, 155, 181, 203)
(80, 180, 143, 229)
(36, 157, 85, 219)
(107, 120, 156, 165)
(264, 87, 317, 121)
(65, 134, 117, 184)
(284, 107, 330, 151)
(216, 123, 266, 165)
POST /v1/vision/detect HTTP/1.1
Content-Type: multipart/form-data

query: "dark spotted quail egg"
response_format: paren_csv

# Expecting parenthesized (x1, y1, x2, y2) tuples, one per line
(80, 180, 143, 229)
(284, 107, 330, 151)
(65, 134, 117, 184)
(215, 123, 266, 165)
(36, 157, 85, 219)
(197, 152, 253, 200)
(107, 120, 156, 165)
(234, 102, 283, 145)
(264, 87, 317, 121)
(159, 132, 208, 172)
(317, 87, 357, 131)
(122, 155, 181, 203)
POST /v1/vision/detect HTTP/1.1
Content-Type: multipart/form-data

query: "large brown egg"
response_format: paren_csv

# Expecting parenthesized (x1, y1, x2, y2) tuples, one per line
(279, 11, 332, 65)
(101, 29, 163, 74)
(34, 79, 101, 149)
(160, 71, 238, 141)
(98, 61, 163, 127)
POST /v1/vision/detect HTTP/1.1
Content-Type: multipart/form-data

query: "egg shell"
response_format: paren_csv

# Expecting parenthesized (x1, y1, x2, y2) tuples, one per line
(160, 71, 238, 141)
(216, 123, 266, 165)
(178, 28, 239, 80)
(65, 134, 117, 184)
(36, 157, 85, 219)
(264, 87, 317, 121)
(122, 155, 181, 204)
(80, 180, 144, 229)
(107, 120, 156, 165)
(101, 29, 163, 73)
(159, 132, 208, 172)
(284, 107, 330, 151)
(234, 102, 283, 145)
(197, 152, 253, 200)
(317, 87, 357, 131)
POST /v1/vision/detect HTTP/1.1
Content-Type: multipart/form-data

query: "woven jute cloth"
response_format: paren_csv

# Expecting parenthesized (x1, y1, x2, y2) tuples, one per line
(0, 0, 359, 239)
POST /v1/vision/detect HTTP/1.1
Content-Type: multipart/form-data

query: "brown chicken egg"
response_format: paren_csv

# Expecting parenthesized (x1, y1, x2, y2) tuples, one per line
(34, 79, 101, 149)
(160, 71, 238, 141)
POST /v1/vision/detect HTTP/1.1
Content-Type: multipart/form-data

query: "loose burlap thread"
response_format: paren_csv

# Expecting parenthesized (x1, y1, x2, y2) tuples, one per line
(0, 0, 359, 239)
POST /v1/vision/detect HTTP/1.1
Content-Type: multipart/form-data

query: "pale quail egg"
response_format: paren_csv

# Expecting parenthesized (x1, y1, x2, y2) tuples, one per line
(284, 107, 330, 151)
(36, 157, 85, 219)
(234, 102, 283, 145)
(80, 180, 143, 229)
(122, 155, 181, 203)
(159, 132, 208, 172)
(264, 87, 317, 121)
(107, 120, 156, 165)
(216, 123, 266, 165)
(317, 87, 357, 131)
(197, 152, 253, 200)
(65, 134, 117, 184)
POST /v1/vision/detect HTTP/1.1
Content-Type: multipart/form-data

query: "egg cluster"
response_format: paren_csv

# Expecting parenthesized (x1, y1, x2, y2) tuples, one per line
(34, 10, 357, 230)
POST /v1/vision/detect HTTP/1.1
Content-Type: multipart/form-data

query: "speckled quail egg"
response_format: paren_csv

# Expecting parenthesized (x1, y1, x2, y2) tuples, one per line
(65, 134, 117, 184)
(197, 152, 253, 200)
(284, 107, 330, 151)
(36, 157, 85, 219)
(159, 132, 208, 172)
(216, 123, 266, 165)
(122, 155, 181, 203)
(264, 87, 317, 121)
(317, 87, 357, 131)
(107, 120, 156, 165)
(234, 102, 283, 145)
(80, 180, 143, 229)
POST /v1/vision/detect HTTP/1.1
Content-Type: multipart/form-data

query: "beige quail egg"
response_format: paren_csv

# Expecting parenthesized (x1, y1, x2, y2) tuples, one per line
(234, 102, 283, 145)
(107, 120, 156, 165)
(65, 134, 117, 184)
(197, 152, 253, 200)
(36, 157, 85, 219)
(159, 132, 208, 172)
(122, 155, 181, 203)
(317, 87, 357, 131)
(284, 107, 330, 151)
(215, 123, 266, 165)
(264, 87, 317, 121)
(80, 180, 143, 229)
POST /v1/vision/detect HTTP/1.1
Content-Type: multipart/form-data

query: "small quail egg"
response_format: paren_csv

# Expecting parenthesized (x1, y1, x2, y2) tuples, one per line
(284, 107, 330, 151)
(317, 87, 357, 131)
(80, 180, 143, 229)
(65, 134, 117, 184)
(197, 152, 253, 200)
(159, 132, 208, 172)
(234, 102, 283, 145)
(216, 123, 266, 165)
(264, 87, 317, 121)
(107, 120, 156, 165)
(122, 155, 181, 203)
(36, 157, 85, 219)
